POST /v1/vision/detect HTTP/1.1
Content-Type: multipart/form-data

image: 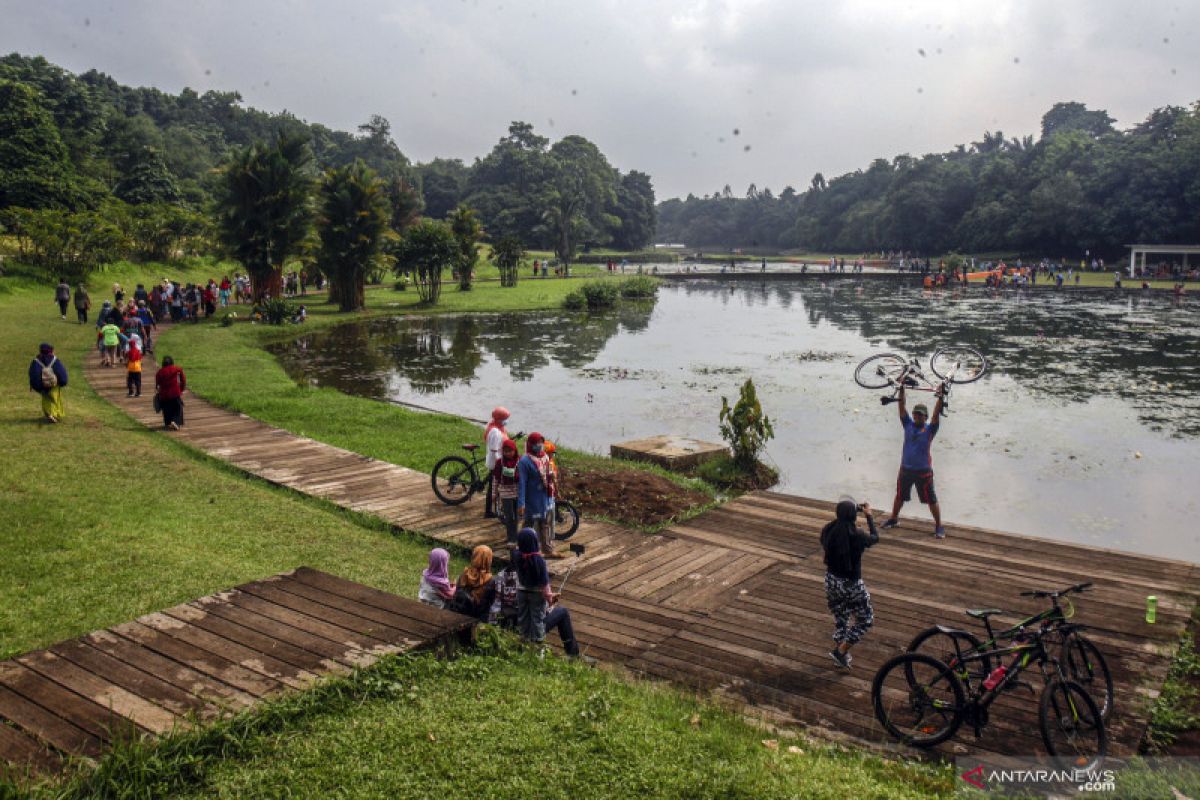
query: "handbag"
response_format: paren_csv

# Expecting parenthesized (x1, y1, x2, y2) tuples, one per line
(153, 393, 161, 413)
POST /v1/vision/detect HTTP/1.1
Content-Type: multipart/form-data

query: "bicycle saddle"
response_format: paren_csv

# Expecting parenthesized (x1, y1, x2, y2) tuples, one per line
(461, 443, 480, 451)
(965, 608, 1004, 619)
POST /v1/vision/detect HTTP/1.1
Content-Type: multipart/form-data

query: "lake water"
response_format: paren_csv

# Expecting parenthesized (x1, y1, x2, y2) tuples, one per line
(268, 280, 1200, 561)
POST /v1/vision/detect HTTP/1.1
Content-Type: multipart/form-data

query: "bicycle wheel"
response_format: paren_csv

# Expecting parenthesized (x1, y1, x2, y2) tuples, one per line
(431, 456, 477, 505)
(854, 353, 909, 389)
(1061, 634, 1113, 722)
(929, 346, 988, 384)
(872, 652, 965, 748)
(907, 627, 993, 687)
(1039, 679, 1106, 772)
(554, 500, 580, 540)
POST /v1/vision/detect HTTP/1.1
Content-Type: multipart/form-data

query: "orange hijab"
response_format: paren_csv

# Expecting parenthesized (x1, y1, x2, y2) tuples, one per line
(458, 545, 494, 601)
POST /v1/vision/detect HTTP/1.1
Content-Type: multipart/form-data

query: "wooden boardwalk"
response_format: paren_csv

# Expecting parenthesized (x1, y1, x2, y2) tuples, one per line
(0, 568, 474, 779)
(78, 344, 1199, 764)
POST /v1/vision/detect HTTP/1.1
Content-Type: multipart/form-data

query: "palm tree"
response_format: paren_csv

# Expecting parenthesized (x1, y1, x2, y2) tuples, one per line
(214, 134, 314, 301)
(317, 160, 390, 312)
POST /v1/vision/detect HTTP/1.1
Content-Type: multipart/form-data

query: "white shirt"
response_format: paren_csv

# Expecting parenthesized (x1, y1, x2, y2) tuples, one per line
(486, 425, 506, 470)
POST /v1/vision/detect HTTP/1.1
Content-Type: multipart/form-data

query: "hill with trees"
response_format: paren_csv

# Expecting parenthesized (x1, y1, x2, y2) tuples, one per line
(657, 100, 1200, 258)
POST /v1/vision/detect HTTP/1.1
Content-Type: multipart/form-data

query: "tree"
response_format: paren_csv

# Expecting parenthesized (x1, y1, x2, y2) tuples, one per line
(316, 160, 390, 311)
(448, 204, 483, 291)
(539, 135, 619, 267)
(415, 158, 469, 219)
(491, 235, 524, 288)
(0, 80, 83, 210)
(611, 170, 657, 250)
(114, 146, 180, 204)
(1041, 102, 1115, 140)
(213, 134, 315, 301)
(392, 219, 457, 304)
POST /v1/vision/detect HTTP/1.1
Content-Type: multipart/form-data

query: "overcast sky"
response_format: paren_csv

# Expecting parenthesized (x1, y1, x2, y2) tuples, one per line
(2, 0, 1196, 199)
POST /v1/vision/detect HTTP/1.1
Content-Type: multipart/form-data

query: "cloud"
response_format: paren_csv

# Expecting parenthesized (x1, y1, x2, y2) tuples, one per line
(1, 0, 1196, 199)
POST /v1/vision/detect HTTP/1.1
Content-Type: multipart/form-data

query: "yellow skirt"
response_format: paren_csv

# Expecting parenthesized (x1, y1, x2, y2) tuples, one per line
(41, 387, 64, 421)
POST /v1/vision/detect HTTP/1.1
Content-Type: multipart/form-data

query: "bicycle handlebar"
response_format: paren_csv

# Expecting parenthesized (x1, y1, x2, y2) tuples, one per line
(1019, 582, 1093, 599)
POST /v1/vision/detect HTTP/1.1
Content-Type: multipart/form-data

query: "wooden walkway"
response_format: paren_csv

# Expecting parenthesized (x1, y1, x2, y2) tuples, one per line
(0, 568, 474, 780)
(78, 343, 1199, 764)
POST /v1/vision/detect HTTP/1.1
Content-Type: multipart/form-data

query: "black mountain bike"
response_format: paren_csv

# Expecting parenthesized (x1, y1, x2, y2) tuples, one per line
(854, 346, 988, 412)
(907, 582, 1113, 721)
(431, 443, 580, 539)
(872, 621, 1106, 770)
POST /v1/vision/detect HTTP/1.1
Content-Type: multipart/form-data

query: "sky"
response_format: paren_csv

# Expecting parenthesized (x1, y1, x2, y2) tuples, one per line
(2, 0, 1196, 200)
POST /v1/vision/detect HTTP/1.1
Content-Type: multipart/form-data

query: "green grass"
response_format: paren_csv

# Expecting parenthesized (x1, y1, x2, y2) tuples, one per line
(31, 639, 951, 800)
(0, 261, 461, 657)
(1147, 629, 1200, 751)
(158, 277, 716, 509)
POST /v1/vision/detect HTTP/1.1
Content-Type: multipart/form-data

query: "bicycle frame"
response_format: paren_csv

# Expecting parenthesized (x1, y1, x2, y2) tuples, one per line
(881, 360, 953, 410)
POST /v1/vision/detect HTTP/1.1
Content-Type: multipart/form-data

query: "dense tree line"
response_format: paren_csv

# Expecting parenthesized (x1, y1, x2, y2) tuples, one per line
(657, 101, 1200, 258)
(0, 53, 656, 265)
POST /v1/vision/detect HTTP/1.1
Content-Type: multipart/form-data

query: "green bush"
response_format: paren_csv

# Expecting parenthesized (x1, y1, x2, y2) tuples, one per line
(719, 378, 775, 469)
(256, 298, 295, 325)
(580, 281, 619, 309)
(562, 290, 586, 310)
(619, 275, 660, 299)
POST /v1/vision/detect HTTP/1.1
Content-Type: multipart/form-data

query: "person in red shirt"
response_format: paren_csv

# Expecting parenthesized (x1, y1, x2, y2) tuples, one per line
(154, 356, 187, 430)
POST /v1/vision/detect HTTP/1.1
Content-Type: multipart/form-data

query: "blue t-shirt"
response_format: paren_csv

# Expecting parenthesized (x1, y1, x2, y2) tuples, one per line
(900, 414, 939, 472)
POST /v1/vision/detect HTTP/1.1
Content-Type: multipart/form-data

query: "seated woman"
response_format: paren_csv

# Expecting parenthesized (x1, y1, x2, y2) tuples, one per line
(453, 545, 497, 621)
(418, 548, 456, 609)
(515, 528, 580, 656)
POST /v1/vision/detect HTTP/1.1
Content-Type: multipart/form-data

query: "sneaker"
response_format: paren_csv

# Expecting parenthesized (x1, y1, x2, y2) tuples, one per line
(934, 526, 946, 539)
(829, 649, 851, 669)
(881, 518, 899, 529)
(168, 421, 180, 431)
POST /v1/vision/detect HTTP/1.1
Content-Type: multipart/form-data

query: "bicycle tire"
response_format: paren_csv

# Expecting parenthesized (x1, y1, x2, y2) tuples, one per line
(553, 500, 580, 540)
(929, 346, 988, 384)
(907, 627, 993, 687)
(431, 456, 477, 505)
(872, 652, 965, 748)
(1061, 634, 1113, 722)
(854, 353, 909, 389)
(1039, 679, 1106, 772)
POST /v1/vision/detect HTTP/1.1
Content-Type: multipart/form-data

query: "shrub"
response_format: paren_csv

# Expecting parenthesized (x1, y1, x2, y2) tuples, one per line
(619, 275, 660, 299)
(257, 298, 295, 325)
(580, 281, 619, 309)
(718, 378, 775, 469)
(220, 312, 237, 327)
(563, 290, 586, 310)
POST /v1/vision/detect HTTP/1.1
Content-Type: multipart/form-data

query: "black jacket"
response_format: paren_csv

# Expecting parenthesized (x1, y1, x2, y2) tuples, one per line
(821, 515, 879, 582)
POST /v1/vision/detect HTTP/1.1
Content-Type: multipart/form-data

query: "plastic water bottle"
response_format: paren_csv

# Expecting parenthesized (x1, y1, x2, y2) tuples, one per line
(1146, 595, 1157, 624)
(982, 665, 1008, 691)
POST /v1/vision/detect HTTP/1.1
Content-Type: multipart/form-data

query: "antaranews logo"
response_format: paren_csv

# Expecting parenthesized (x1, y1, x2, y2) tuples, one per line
(957, 757, 1118, 795)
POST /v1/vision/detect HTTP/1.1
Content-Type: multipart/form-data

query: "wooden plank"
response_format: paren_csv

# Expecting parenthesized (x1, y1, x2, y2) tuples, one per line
(0, 662, 138, 746)
(0, 683, 102, 758)
(0, 721, 62, 777)
(49, 639, 213, 719)
(158, 604, 336, 678)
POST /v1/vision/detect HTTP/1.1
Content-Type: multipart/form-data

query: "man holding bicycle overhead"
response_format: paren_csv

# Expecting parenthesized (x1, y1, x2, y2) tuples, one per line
(881, 382, 946, 538)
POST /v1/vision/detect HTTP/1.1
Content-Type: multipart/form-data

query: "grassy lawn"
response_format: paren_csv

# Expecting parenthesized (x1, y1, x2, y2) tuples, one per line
(40, 644, 951, 800)
(0, 260, 460, 658)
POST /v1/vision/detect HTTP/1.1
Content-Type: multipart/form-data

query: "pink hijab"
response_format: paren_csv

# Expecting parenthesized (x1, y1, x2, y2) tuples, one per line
(422, 548, 455, 598)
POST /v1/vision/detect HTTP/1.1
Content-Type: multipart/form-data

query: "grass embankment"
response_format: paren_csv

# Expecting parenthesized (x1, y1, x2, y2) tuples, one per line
(0, 260, 458, 659)
(39, 642, 950, 800)
(160, 276, 718, 530)
(2, 262, 947, 798)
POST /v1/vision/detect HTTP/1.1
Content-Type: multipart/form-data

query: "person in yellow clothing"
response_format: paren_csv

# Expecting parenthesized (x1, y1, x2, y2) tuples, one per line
(29, 343, 68, 423)
(126, 337, 144, 397)
(98, 320, 121, 366)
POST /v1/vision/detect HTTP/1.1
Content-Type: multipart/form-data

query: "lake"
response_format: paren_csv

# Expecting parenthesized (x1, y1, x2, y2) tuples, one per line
(268, 279, 1200, 560)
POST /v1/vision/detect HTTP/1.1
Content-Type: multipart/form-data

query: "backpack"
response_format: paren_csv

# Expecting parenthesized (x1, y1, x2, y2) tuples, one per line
(39, 357, 58, 389)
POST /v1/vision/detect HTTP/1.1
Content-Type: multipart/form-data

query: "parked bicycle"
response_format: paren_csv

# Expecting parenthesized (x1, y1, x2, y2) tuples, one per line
(854, 346, 988, 413)
(872, 618, 1106, 770)
(907, 582, 1113, 721)
(431, 442, 580, 539)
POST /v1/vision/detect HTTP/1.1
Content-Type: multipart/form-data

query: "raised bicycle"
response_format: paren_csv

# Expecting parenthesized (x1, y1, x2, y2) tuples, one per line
(872, 619, 1106, 770)
(907, 582, 1113, 721)
(431, 442, 581, 540)
(854, 346, 988, 413)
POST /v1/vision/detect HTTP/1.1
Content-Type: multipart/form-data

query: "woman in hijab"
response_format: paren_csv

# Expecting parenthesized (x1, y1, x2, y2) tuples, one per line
(821, 499, 879, 669)
(453, 545, 497, 620)
(517, 432, 560, 557)
(418, 547, 456, 609)
(493, 438, 521, 544)
(516, 528, 579, 656)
